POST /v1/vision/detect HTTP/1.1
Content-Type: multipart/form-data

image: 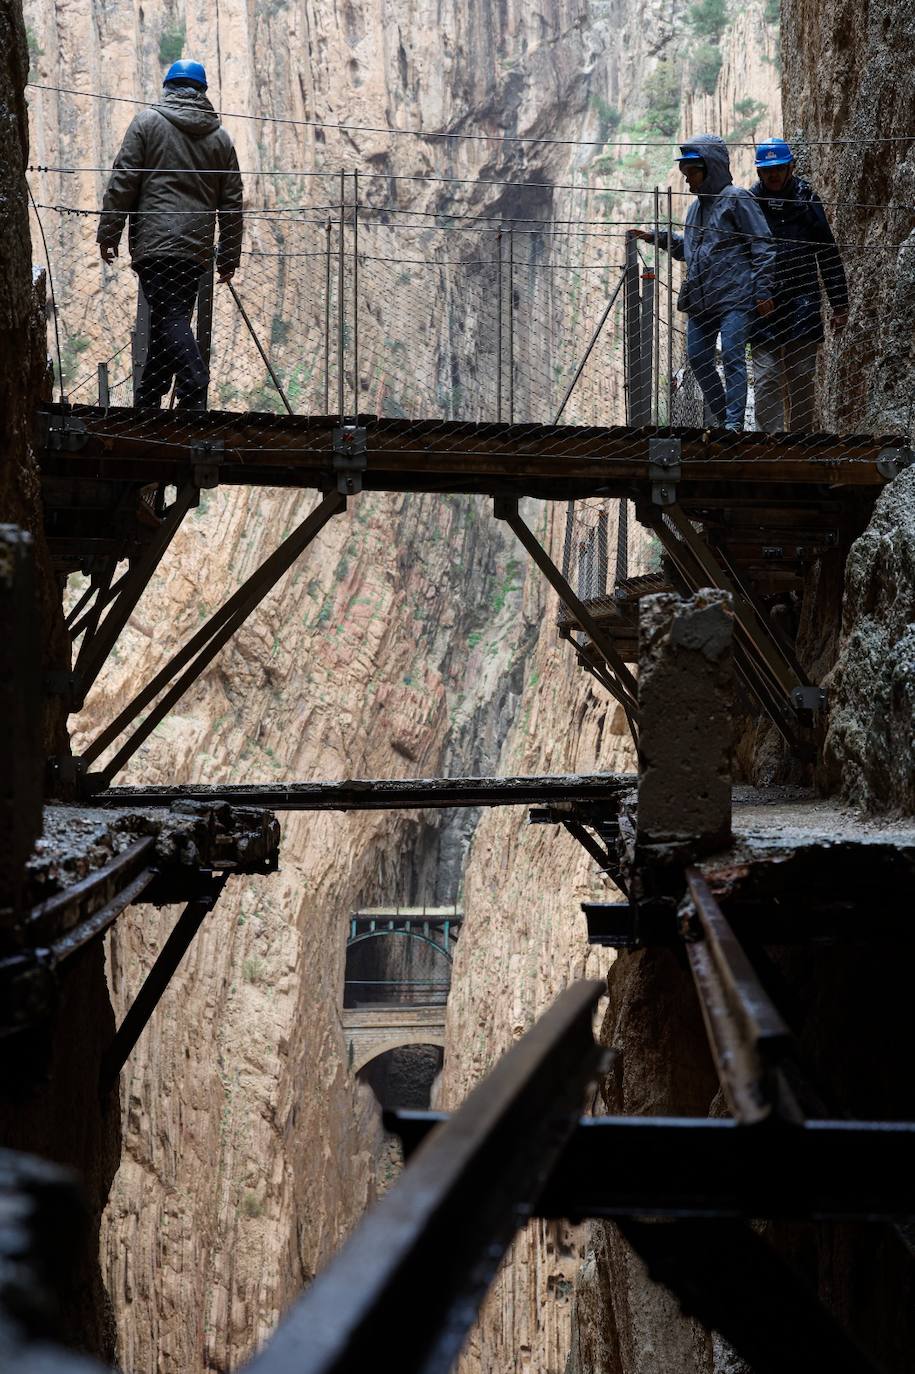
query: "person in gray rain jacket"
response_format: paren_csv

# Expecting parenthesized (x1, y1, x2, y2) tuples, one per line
(629, 133, 776, 430)
(97, 60, 243, 410)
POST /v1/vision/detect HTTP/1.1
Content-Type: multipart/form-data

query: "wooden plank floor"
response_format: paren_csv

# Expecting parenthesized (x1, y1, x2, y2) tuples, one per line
(39, 405, 907, 499)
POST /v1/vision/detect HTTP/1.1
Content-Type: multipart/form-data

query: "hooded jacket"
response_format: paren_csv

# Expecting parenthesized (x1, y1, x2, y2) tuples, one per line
(749, 174, 848, 346)
(97, 88, 243, 271)
(657, 134, 775, 318)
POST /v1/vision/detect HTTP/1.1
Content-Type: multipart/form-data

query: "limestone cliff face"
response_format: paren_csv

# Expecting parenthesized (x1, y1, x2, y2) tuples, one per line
(563, 4, 915, 1372)
(23, 0, 787, 1369)
(440, 503, 632, 1374)
(87, 486, 535, 1372)
(782, 0, 915, 438)
(782, 0, 915, 812)
(25, 2, 622, 1368)
(0, 0, 68, 764)
(443, 10, 781, 1372)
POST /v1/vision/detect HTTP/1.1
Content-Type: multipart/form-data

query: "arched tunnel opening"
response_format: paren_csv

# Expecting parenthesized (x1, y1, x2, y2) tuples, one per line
(357, 1043, 444, 1110)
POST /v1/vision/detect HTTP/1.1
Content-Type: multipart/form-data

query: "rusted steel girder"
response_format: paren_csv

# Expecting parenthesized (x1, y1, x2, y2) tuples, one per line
(391, 1111, 915, 1221)
(93, 771, 632, 810)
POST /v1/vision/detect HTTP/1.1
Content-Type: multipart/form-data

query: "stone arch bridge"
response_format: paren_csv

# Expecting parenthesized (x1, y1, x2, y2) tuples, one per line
(342, 908, 461, 1074)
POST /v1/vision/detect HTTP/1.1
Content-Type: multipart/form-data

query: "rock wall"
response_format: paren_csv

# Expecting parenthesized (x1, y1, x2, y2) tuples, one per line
(0, 2, 117, 1362)
(19, 0, 787, 1368)
(24, 3, 627, 1367)
(563, 4, 915, 1371)
(0, 0, 69, 765)
(90, 487, 536, 1372)
(782, 0, 915, 812)
(440, 501, 633, 1374)
(443, 8, 782, 1372)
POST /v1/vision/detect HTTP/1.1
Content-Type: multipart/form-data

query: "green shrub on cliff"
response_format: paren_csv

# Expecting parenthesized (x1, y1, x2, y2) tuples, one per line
(687, 0, 729, 41)
(691, 43, 723, 94)
(643, 60, 681, 137)
(158, 24, 186, 67)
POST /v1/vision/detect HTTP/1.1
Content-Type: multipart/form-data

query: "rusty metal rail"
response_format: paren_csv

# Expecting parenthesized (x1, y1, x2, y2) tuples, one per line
(93, 772, 632, 809)
(243, 981, 605, 1374)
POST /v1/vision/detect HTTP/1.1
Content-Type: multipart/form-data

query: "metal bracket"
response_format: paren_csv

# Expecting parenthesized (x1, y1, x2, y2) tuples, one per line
(43, 670, 76, 698)
(493, 495, 519, 522)
(648, 437, 681, 507)
(45, 415, 88, 452)
(790, 685, 827, 715)
(333, 425, 367, 494)
(46, 754, 85, 790)
(877, 447, 914, 481)
(191, 440, 224, 489)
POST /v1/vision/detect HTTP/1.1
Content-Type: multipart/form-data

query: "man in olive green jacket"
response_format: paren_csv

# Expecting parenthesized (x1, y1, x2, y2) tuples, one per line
(97, 60, 243, 409)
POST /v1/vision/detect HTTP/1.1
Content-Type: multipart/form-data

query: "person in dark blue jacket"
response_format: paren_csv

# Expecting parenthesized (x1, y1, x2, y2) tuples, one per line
(629, 133, 776, 430)
(749, 139, 849, 433)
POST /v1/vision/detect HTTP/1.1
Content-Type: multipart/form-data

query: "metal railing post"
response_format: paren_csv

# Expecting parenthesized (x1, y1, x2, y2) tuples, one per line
(195, 262, 215, 409)
(653, 187, 661, 426)
(508, 224, 515, 425)
(338, 168, 346, 424)
(353, 168, 359, 420)
(496, 229, 503, 422)
(132, 280, 150, 406)
(666, 187, 674, 426)
(624, 233, 643, 426)
(324, 216, 332, 414)
(640, 266, 654, 429)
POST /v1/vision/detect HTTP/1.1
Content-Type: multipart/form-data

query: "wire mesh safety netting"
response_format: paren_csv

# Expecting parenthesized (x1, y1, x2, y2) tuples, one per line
(29, 161, 913, 627)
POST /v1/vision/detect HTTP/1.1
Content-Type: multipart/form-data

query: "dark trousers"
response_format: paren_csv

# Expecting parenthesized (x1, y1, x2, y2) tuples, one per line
(135, 257, 208, 408)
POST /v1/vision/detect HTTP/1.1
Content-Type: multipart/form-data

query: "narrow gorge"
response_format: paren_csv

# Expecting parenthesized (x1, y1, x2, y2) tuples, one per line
(2, 0, 914, 1371)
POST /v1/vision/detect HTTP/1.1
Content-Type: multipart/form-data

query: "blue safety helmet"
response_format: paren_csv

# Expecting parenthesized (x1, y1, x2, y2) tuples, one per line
(677, 146, 705, 163)
(755, 138, 793, 167)
(164, 59, 208, 90)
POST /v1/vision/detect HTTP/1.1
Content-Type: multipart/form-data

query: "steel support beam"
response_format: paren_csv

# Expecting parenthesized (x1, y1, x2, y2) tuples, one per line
(93, 772, 632, 811)
(71, 482, 197, 706)
(682, 868, 797, 1125)
(100, 872, 228, 1092)
(494, 497, 640, 740)
(391, 1113, 915, 1222)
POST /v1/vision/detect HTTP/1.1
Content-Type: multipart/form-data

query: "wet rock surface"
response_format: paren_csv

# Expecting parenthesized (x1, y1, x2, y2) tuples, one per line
(823, 466, 915, 813)
(637, 591, 734, 851)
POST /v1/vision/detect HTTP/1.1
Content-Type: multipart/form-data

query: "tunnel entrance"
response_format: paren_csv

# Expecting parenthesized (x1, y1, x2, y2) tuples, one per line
(357, 1043, 444, 1110)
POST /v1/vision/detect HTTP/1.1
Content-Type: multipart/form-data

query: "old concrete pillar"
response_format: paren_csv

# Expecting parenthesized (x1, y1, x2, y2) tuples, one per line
(637, 589, 734, 853)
